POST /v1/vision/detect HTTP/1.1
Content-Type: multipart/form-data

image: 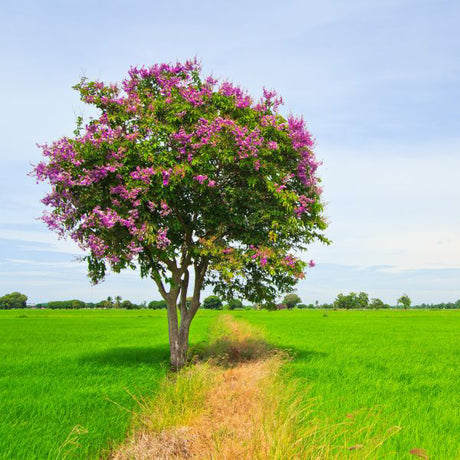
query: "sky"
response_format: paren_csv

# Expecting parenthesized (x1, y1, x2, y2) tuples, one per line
(1, 0, 459, 305)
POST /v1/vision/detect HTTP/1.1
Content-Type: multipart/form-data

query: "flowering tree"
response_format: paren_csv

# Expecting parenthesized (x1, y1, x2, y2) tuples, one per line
(32, 59, 328, 369)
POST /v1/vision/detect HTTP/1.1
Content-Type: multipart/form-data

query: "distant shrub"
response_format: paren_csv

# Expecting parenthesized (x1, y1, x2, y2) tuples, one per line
(370, 298, 389, 309)
(47, 300, 85, 309)
(202, 295, 223, 310)
(148, 300, 167, 309)
(121, 300, 134, 309)
(227, 299, 243, 310)
(282, 293, 302, 309)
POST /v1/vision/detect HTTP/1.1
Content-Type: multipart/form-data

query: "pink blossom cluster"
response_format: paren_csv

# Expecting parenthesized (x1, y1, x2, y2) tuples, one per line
(281, 255, 297, 268)
(193, 175, 216, 187)
(156, 227, 171, 249)
(130, 166, 156, 184)
(295, 195, 315, 217)
(250, 245, 270, 267)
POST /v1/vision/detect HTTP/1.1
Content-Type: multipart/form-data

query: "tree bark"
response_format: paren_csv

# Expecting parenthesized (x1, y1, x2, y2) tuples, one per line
(154, 257, 208, 370)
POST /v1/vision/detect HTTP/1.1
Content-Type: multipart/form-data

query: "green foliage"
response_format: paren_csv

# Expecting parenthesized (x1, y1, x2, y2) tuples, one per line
(42, 299, 85, 309)
(0, 292, 27, 309)
(148, 300, 167, 309)
(282, 293, 302, 309)
(333, 292, 369, 309)
(121, 300, 134, 309)
(397, 294, 411, 310)
(369, 297, 389, 309)
(226, 298, 243, 310)
(202, 295, 223, 310)
(34, 60, 329, 306)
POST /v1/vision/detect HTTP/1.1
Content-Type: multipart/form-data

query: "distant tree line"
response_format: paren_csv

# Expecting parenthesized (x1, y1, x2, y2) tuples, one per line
(0, 293, 251, 310)
(275, 292, 460, 310)
(1, 291, 459, 310)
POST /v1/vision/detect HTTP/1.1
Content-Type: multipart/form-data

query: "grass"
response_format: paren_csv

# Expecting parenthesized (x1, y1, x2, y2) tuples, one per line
(0, 309, 215, 459)
(240, 309, 460, 458)
(0, 309, 458, 458)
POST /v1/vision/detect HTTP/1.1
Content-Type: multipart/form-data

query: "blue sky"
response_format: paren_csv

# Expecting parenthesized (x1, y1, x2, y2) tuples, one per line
(1, 0, 459, 304)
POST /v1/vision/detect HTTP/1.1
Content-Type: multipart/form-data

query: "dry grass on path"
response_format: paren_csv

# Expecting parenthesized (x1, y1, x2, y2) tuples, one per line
(112, 315, 280, 459)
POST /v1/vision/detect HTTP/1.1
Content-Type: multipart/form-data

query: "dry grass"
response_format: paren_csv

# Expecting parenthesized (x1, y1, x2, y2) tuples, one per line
(111, 315, 401, 459)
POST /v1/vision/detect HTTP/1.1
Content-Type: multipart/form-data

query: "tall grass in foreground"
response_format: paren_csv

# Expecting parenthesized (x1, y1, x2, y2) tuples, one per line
(242, 310, 460, 458)
(256, 365, 402, 459)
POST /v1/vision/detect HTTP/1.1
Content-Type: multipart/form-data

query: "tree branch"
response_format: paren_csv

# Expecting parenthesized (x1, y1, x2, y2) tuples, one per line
(151, 269, 168, 299)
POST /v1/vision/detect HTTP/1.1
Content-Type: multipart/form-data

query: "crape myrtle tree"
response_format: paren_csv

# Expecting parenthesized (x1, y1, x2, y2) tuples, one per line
(32, 59, 328, 369)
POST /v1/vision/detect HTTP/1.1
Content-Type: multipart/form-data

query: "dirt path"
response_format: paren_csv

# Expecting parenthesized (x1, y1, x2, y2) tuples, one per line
(111, 316, 282, 459)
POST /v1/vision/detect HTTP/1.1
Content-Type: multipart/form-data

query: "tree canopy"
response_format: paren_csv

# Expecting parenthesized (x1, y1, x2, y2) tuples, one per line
(32, 59, 328, 368)
(0, 292, 28, 309)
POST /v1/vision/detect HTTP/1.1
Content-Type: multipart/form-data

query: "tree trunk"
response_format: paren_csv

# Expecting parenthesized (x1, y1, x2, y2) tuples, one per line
(169, 329, 189, 370)
(158, 259, 208, 370)
(166, 298, 192, 370)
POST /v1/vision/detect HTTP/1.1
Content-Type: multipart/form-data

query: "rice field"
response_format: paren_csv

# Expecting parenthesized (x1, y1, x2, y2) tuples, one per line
(0, 310, 214, 459)
(0, 309, 458, 458)
(241, 309, 460, 458)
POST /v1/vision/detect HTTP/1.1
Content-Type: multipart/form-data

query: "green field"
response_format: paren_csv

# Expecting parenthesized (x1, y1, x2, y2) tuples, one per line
(0, 309, 458, 458)
(0, 310, 215, 459)
(241, 310, 460, 458)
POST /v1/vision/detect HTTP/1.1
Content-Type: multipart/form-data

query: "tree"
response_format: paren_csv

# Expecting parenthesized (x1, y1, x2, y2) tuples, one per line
(121, 299, 134, 309)
(370, 297, 388, 309)
(227, 298, 243, 310)
(32, 59, 328, 369)
(356, 292, 369, 309)
(397, 294, 411, 310)
(333, 292, 369, 310)
(0, 292, 28, 309)
(282, 293, 302, 309)
(202, 295, 223, 310)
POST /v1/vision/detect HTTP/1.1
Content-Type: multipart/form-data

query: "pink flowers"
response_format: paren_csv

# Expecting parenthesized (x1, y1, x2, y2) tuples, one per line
(161, 168, 172, 186)
(194, 174, 208, 184)
(159, 200, 172, 216)
(156, 228, 171, 249)
(32, 57, 326, 290)
(295, 195, 314, 217)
